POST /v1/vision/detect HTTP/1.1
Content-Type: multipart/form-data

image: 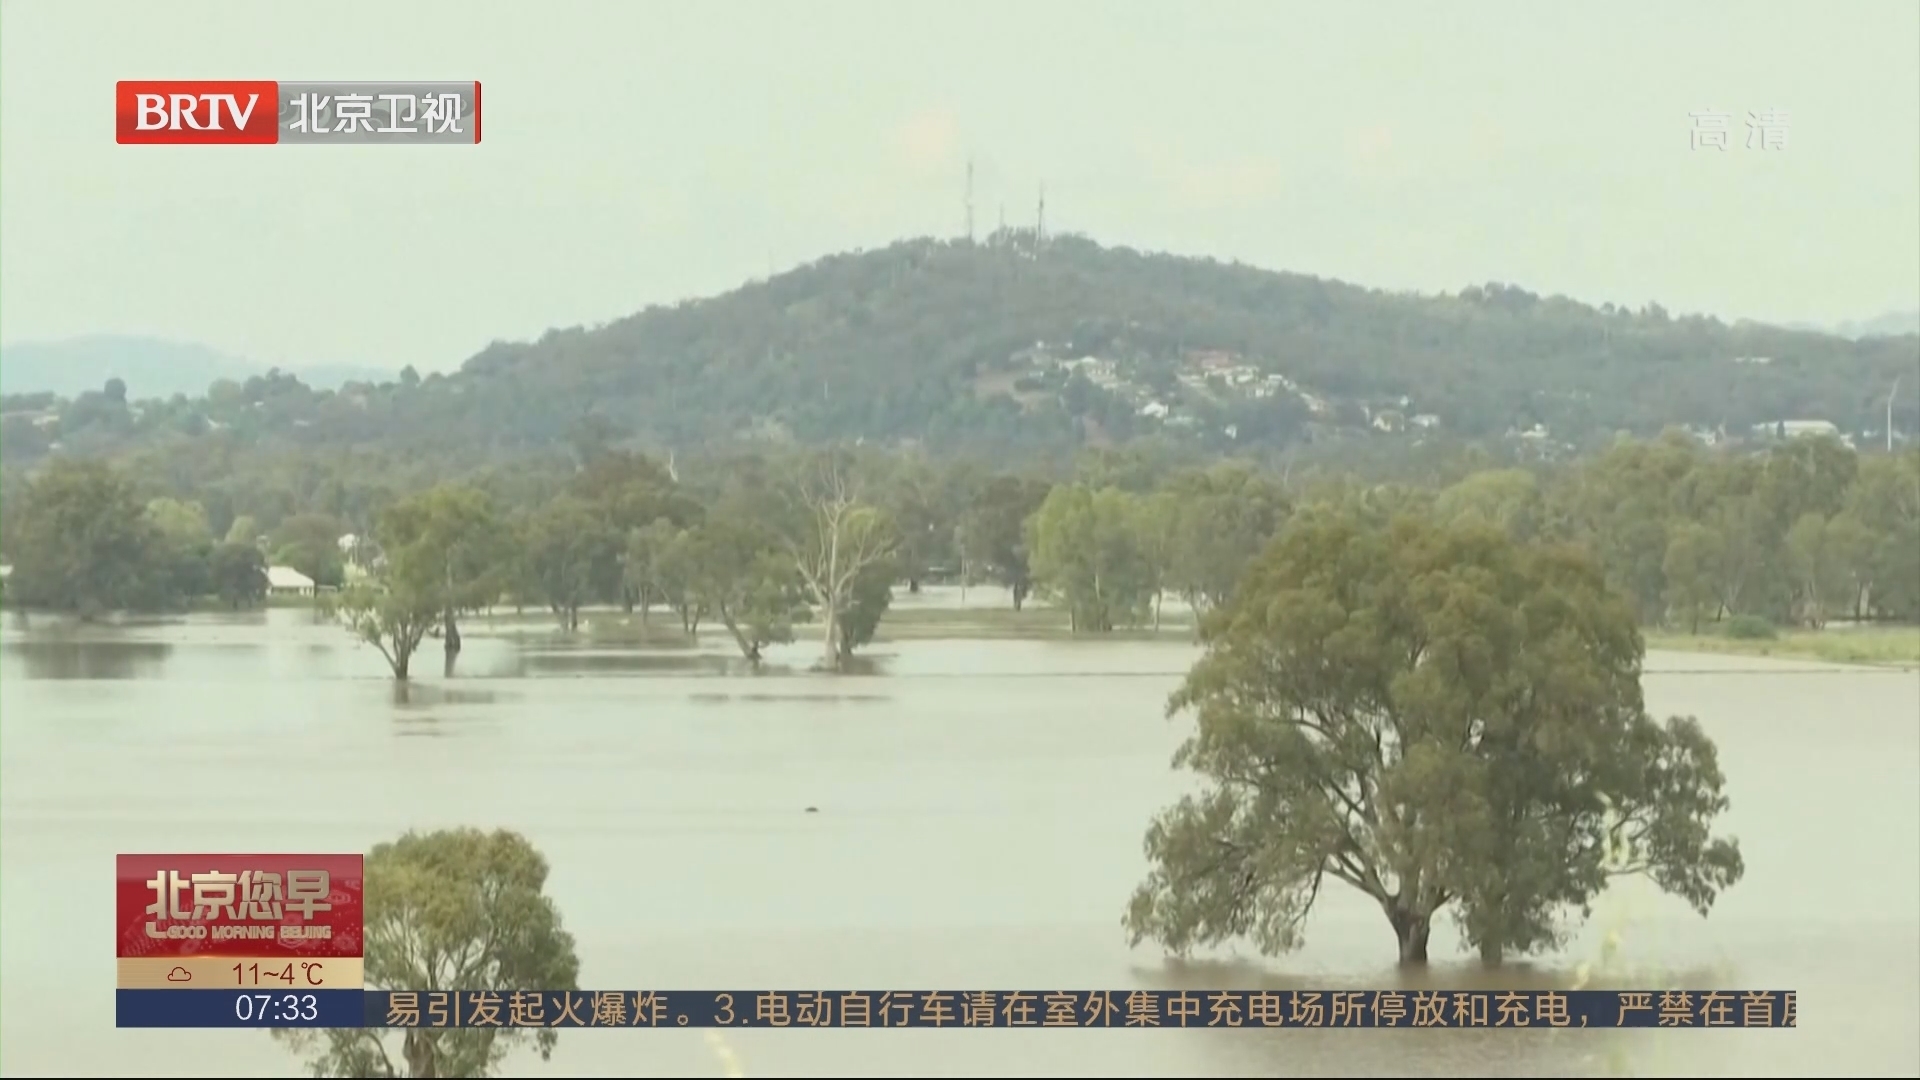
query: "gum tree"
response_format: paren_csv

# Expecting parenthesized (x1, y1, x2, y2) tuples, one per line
(1124, 505, 1744, 966)
(274, 828, 580, 1078)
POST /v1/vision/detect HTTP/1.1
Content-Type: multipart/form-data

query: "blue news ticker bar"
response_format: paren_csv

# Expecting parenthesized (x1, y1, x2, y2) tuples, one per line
(118, 989, 1799, 1029)
(118, 989, 362, 1028)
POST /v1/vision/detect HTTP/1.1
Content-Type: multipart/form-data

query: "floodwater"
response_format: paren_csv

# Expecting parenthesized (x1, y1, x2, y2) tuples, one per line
(2, 591, 1916, 1078)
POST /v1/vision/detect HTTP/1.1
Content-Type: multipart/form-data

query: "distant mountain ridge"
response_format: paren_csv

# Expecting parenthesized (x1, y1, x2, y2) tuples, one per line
(1778, 309, 1920, 340)
(0, 335, 395, 398)
(2, 237, 1914, 469)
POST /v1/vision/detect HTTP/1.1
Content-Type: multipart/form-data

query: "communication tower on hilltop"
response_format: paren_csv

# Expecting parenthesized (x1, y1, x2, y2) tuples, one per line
(964, 158, 975, 242)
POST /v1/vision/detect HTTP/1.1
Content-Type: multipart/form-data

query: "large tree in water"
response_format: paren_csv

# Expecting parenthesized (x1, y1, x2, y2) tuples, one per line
(274, 828, 580, 1078)
(1124, 504, 1744, 966)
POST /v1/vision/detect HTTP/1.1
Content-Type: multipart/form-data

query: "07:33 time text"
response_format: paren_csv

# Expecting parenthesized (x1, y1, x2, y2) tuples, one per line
(235, 993, 319, 1023)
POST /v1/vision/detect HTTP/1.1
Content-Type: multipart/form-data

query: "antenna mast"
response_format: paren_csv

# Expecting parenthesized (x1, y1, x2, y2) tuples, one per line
(1037, 183, 1047, 243)
(964, 158, 975, 242)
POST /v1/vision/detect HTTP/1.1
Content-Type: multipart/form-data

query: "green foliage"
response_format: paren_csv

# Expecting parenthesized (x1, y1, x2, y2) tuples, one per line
(1160, 464, 1292, 620)
(1027, 484, 1154, 632)
(836, 558, 897, 661)
(1722, 615, 1777, 640)
(1125, 507, 1744, 966)
(146, 497, 213, 548)
(225, 514, 262, 546)
(1660, 522, 1722, 634)
(1546, 439, 1920, 628)
(380, 487, 508, 615)
(683, 512, 807, 663)
(786, 454, 900, 669)
(957, 475, 1051, 608)
(270, 512, 347, 588)
(5, 429, 1912, 668)
(8, 460, 174, 616)
(519, 496, 621, 631)
(273, 828, 580, 1079)
(324, 582, 437, 680)
(209, 541, 267, 609)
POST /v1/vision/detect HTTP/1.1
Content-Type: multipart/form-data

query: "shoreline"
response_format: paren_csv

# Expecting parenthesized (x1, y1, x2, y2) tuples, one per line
(567, 604, 1920, 671)
(1640, 627, 1920, 670)
(8, 597, 1916, 671)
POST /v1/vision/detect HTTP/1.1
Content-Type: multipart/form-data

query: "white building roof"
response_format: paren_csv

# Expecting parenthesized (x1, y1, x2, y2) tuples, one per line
(266, 565, 315, 589)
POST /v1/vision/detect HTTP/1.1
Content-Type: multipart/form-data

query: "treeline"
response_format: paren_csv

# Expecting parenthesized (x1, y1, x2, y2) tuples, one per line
(0, 461, 274, 616)
(6, 435, 1916, 668)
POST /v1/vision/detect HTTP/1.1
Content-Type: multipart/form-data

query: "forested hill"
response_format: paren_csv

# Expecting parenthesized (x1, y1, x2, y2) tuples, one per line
(5, 233, 1915, 466)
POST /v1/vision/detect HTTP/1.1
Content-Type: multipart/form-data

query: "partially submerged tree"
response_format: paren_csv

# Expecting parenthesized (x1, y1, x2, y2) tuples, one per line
(275, 828, 581, 1078)
(378, 486, 508, 670)
(686, 514, 806, 664)
(958, 475, 1050, 610)
(7, 459, 170, 617)
(520, 495, 621, 631)
(1124, 506, 1744, 966)
(324, 485, 506, 680)
(786, 453, 899, 671)
(325, 582, 438, 681)
(1161, 464, 1290, 627)
(1027, 483, 1152, 633)
(623, 516, 680, 625)
(834, 558, 897, 663)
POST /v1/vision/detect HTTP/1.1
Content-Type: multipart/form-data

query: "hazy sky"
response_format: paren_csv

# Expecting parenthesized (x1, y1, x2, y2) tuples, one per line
(2, 0, 1916, 373)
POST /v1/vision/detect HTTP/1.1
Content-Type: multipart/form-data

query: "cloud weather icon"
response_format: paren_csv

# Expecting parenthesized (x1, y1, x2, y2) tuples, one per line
(166, 966, 192, 983)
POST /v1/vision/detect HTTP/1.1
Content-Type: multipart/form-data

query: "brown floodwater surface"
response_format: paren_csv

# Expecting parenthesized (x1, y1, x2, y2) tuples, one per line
(2, 602, 1915, 1077)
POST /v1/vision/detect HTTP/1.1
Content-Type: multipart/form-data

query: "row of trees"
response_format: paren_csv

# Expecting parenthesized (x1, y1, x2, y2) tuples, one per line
(1023, 433, 1920, 633)
(0, 461, 273, 615)
(323, 451, 906, 679)
(8, 435, 1916, 651)
(1538, 434, 1920, 629)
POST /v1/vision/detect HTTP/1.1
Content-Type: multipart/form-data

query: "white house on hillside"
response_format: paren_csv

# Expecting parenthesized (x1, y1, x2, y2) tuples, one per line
(1781, 420, 1839, 438)
(266, 566, 316, 597)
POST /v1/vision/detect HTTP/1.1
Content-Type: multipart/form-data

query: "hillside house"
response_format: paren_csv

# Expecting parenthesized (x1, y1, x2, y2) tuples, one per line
(1773, 419, 1840, 439)
(1065, 357, 1119, 387)
(266, 566, 316, 598)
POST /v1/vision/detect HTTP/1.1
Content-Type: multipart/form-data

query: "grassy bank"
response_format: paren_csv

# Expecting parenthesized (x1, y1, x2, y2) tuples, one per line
(470, 600, 1918, 670)
(480, 602, 1198, 644)
(1643, 625, 1920, 668)
(873, 603, 1194, 642)
(563, 604, 1197, 644)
